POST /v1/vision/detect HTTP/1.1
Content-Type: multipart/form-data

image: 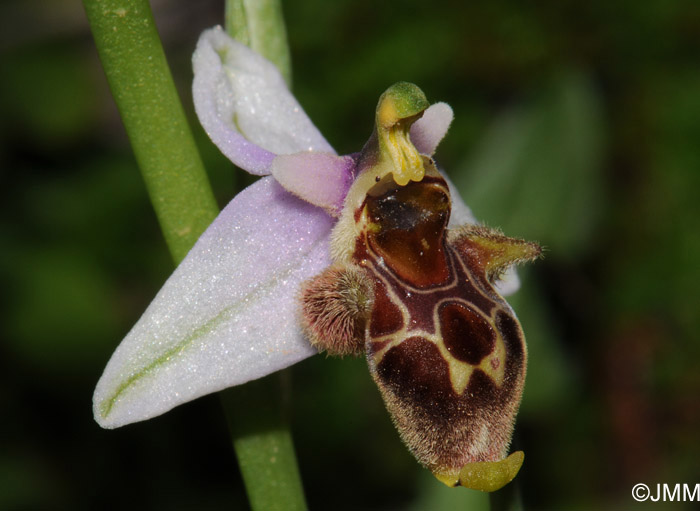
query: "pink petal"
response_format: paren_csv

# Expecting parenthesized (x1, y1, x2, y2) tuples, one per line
(271, 152, 356, 216)
(411, 102, 454, 156)
(93, 177, 333, 428)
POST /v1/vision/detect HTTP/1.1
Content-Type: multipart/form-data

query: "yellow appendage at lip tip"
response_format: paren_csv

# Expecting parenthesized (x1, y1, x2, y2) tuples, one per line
(433, 451, 525, 492)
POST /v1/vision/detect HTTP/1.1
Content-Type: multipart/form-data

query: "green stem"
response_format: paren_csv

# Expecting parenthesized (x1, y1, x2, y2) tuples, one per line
(84, 1, 307, 508)
(222, 373, 307, 511)
(223, 1, 307, 508)
(83, 0, 218, 264)
(225, 0, 292, 86)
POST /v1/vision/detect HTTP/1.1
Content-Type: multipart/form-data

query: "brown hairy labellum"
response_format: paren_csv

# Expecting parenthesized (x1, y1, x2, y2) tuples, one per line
(300, 83, 541, 492)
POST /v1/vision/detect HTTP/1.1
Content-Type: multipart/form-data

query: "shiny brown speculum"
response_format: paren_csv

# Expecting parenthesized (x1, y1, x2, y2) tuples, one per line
(300, 83, 540, 491)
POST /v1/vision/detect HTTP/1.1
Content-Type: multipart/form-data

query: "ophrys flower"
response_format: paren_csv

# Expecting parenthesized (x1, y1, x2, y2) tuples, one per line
(93, 26, 539, 491)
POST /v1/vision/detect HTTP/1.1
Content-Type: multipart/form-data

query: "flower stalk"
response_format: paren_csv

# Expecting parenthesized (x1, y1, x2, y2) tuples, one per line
(82, 0, 218, 264)
(83, 1, 306, 508)
(222, 374, 307, 511)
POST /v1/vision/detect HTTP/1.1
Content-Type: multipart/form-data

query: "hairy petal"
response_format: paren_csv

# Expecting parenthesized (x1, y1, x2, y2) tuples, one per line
(193, 26, 334, 174)
(94, 177, 333, 428)
(410, 102, 454, 156)
(271, 152, 357, 217)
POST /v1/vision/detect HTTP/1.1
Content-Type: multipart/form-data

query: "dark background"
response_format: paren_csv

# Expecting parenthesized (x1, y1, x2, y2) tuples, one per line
(1, 0, 699, 509)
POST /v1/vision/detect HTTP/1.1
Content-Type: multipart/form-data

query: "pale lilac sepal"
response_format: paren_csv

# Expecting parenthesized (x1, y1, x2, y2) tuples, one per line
(93, 177, 333, 428)
(271, 152, 356, 216)
(193, 26, 335, 175)
(411, 102, 454, 156)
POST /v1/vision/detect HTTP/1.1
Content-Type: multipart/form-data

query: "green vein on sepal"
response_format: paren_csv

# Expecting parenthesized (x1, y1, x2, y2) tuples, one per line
(98, 304, 230, 419)
(98, 236, 325, 421)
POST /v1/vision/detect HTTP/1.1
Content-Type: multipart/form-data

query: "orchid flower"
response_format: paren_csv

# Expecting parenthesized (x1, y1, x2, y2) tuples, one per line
(94, 25, 532, 491)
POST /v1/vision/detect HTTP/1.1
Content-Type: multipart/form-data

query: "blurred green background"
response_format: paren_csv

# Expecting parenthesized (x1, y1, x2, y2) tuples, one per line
(1, 0, 699, 509)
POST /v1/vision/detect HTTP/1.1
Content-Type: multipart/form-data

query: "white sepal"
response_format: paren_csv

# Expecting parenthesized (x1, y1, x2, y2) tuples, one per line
(193, 26, 335, 174)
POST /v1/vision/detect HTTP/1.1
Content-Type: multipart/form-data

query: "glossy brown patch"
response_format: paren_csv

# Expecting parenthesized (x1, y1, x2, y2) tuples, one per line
(439, 302, 496, 365)
(377, 337, 454, 411)
(365, 179, 450, 288)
